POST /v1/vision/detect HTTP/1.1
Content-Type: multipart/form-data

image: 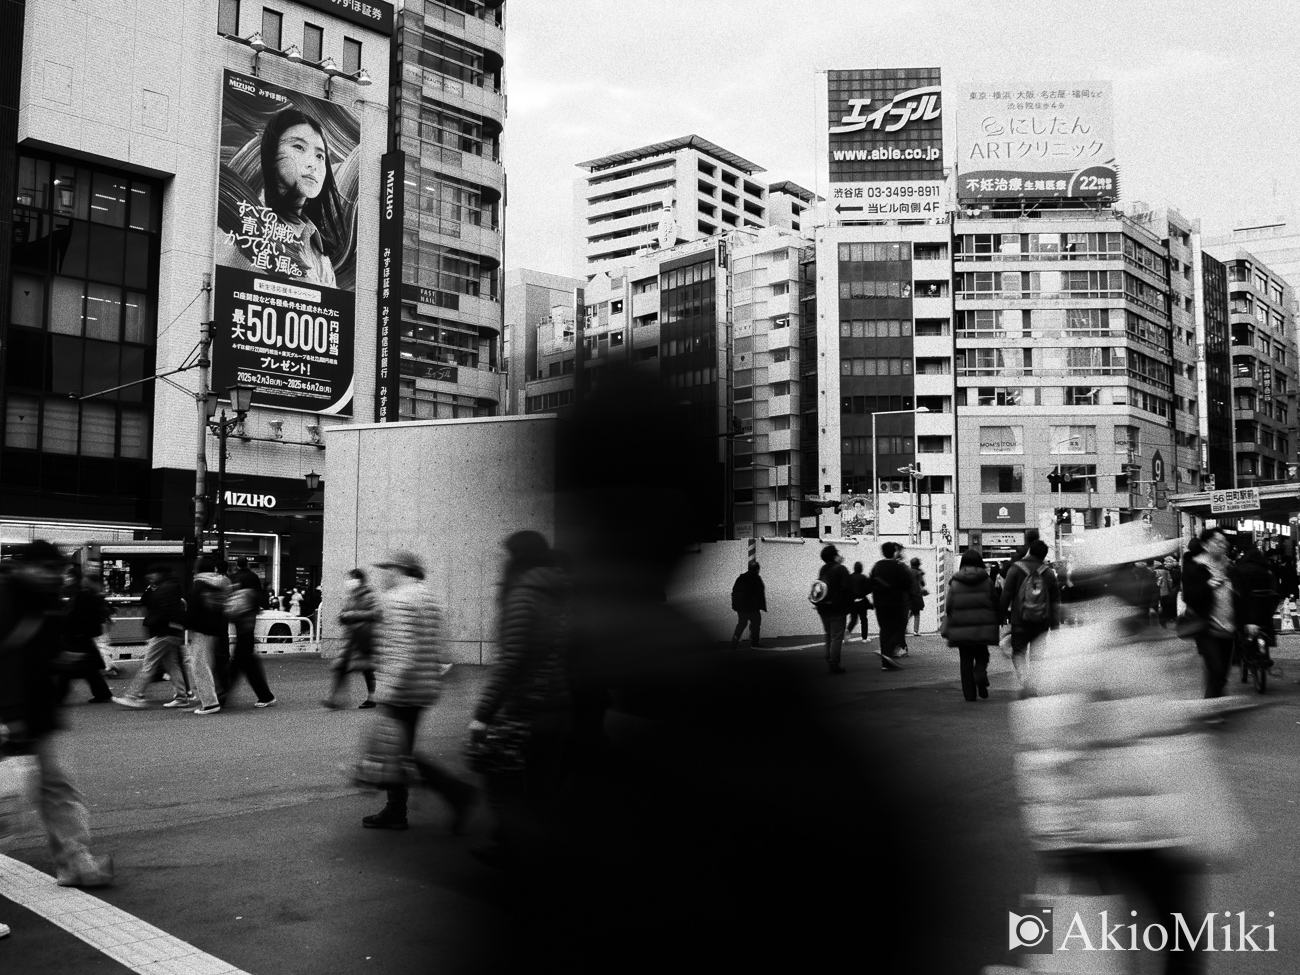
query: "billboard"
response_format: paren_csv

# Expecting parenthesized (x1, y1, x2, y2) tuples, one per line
(824, 68, 945, 220)
(957, 82, 1118, 202)
(213, 70, 358, 415)
(375, 150, 404, 422)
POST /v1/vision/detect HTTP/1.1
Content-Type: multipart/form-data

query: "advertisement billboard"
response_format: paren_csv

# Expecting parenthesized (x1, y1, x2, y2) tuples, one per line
(824, 68, 945, 220)
(375, 150, 404, 422)
(213, 70, 358, 415)
(957, 82, 1118, 202)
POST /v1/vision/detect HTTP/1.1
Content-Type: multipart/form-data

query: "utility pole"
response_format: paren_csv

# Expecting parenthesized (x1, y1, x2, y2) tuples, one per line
(193, 275, 212, 552)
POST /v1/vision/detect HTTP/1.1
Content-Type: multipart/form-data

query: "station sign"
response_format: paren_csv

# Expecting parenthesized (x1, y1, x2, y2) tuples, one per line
(1210, 488, 1260, 515)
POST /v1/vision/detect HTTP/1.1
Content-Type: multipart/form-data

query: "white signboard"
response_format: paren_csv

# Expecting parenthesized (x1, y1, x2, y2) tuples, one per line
(982, 532, 1022, 547)
(1210, 488, 1259, 515)
(827, 180, 946, 219)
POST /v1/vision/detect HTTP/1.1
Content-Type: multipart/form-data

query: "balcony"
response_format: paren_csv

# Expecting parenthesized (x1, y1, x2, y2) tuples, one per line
(765, 359, 793, 385)
(765, 393, 795, 416)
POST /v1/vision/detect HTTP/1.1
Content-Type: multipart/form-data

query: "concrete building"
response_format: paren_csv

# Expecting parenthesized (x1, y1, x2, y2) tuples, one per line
(502, 267, 581, 416)
(951, 211, 1182, 560)
(812, 222, 957, 545)
(389, 0, 506, 421)
(4, 0, 393, 590)
(1195, 247, 1235, 490)
(1201, 244, 1298, 488)
(571, 135, 770, 279)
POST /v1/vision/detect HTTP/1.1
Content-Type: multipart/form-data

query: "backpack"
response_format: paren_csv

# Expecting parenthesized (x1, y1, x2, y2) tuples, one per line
(1015, 561, 1050, 624)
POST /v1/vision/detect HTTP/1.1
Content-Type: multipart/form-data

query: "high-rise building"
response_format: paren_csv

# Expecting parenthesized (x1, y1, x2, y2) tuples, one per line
(572, 136, 770, 279)
(387, 0, 506, 423)
(1195, 248, 1234, 490)
(1201, 244, 1298, 487)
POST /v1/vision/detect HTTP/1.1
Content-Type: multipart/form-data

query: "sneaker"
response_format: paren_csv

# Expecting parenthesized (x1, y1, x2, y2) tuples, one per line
(101, 667, 121, 679)
(362, 810, 408, 830)
(192, 704, 221, 715)
(357, 700, 377, 709)
(750, 642, 766, 649)
(877, 652, 903, 670)
(111, 695, 147, 709)
(254, 697, 277, 708)
(163, 696, 196, 708)
(56, 854, 113, 889)
(0, 922, 8, 938)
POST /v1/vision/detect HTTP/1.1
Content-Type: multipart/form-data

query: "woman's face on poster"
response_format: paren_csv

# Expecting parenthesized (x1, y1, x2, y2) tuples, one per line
(274, 122, 327, 205)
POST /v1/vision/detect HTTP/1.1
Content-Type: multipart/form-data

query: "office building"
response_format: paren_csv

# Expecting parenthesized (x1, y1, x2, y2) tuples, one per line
(1195, 248, 1235, 490)
(502, 267, 582, 417)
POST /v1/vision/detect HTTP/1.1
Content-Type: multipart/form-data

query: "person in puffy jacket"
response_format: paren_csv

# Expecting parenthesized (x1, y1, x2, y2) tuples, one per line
(361, 549, 477, 832)
(468, 531, 572, 866)
(942, 549, 999, 701)
(184, 555, 230, 715)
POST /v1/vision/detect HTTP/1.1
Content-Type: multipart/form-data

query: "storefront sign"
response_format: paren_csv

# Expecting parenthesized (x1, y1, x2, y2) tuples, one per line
(957, 82, 1117, 202)
(223, 491, 278, 509)
(1210, 488, 1260, 515)
(212, 70, 357, 416)
(823, 68, 946, 222)
(982, 502, 1026, 524)
(375, 150, 404, 421)
(978, 425, 1024, 454)
(981, 532, 1022, 547)
(296, 0, 394, 35)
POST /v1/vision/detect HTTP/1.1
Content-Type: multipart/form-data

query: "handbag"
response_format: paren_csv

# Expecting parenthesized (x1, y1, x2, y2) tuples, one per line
(464, 716, 530, 776)
(1174, 611, 1206, 638)
(351, 710, 413, 788)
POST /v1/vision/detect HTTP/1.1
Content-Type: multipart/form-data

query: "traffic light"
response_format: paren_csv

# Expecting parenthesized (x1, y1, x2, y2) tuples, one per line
(1155, 484, 1168, 509)
(888, 501, 902, 513)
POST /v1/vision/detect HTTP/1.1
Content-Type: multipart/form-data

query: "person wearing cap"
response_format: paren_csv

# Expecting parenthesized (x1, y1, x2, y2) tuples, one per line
(0, 540, 113, 888)
(815, 544, 852, 674)
(941, 549, 998, 701)
(729, 560, 766, 650)
(359, 549, 477, 832)
(870, 542, 914, 669)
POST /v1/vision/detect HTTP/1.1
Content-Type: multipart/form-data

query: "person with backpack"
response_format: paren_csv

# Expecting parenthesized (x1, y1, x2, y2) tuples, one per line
(869, 542, 915, 670)
(810, 544, 852, 675)
(998, 539, 1060, 688)
(845, 562, 872, 642)
(729, 560, 767, 650)
(941, 549, 999, 701)
(184, 555, 230, 715)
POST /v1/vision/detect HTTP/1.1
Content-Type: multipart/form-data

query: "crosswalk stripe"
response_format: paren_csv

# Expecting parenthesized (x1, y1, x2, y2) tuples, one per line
(0, 854, 249, 974)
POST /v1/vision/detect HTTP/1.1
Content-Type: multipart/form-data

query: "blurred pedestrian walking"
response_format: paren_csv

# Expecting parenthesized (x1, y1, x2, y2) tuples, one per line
(324, 568, 377, 709)
(998, 539, 1060, 689)
(466, 531, 571, 868)
(0, 541, 113, 888)
(870, 543, 913, 670)
(1234, 543, 1281, 676)
(1180, 527, 1238, 700)
(812, 544, 852, 674)
(729, 560, 766, 649)
(355, 550, 476, 833)
(184, 555, 229, 715)
(113, 565, 192, 709)
(226, 570, 275, 708)
(942, 549, 997, 702)
(59, 563, 113, 704)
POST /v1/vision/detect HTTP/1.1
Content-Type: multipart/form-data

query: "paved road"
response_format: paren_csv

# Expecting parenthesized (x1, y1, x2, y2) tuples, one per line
(2, 631, 1298, 974)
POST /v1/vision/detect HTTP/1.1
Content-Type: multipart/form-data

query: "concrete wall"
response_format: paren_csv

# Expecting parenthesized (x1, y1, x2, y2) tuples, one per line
(320, 415, 556, 663)
(667, 538, 953, 641)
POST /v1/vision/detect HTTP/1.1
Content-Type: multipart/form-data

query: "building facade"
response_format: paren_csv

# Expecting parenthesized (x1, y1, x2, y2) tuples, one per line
(1195, 248, 1235, 490)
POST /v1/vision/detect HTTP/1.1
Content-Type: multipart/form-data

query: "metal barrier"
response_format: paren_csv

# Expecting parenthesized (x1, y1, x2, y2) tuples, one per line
(99, 613, 321, 662)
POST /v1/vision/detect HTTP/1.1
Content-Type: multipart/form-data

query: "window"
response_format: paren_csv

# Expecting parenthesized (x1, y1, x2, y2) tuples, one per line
(1064, 386, 1101, 406)
(1114, 425, 1140, 456)
(980, 465, 1023, 493)
(302, 23, 323, 62)
(1050, 426, 1097, 454)
(343, 37, 362, 75)
(610, 299, 623, 315)
(771, 282, 789, 296)
(976, 387, 1021, 407)
(261, 8, 283, 49)
(218, 0, 240, 34)
(978, 426, 1023, 454)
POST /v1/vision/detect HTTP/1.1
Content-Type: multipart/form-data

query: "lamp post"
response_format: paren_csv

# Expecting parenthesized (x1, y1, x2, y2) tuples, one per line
(208, 382, 254, 565)
(871, 407, 929, 542)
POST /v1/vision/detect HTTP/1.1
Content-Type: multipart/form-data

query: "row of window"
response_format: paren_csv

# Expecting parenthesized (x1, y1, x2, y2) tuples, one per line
(839, 318, 914, 339)
(980, 465, 1150, 495)
(5, 395, 148, 460)
(842, 436, 913, 456)
(978, 424, 1141, 456)
(836, 242, 909, 263)
(840, 357, 913, 377)
(956, 231, 1123, 258)
(219, 2, 363, 73)
(524, 389, 575, 413)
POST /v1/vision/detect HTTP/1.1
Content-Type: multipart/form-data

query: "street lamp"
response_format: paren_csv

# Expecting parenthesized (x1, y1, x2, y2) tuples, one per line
(304, 470, 321, 491)
(209, 382, 254, 564)
(872, 407, 929, 542)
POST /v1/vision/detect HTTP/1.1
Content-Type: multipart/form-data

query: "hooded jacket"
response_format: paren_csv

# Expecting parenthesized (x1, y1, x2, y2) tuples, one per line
(476, 565, 571, 725)
(943, 553, 999, 646)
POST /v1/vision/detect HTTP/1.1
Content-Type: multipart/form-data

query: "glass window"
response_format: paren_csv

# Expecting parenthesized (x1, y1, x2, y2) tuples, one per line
(52, 165, 90, 219)
(978, 426, 1023, 454)
(49, 335, 83, 396)
(89, 172, 128, 227)
(10, 272, 45, 328)
(218, 0, 240, 34)
(82, 341, 121, 400)
(128, 182, 158, 232)
(343, 37, 362, 74)
(5, 330, 43, 389)
(50, 277, 84, 335)
(80, 403, 116, 458)
(1050, 425, 1097, 453)
(120, 410, 148, 459)
(119, 347, 146, 402)
(42, 399, 78, 454)
(303, 23, 323, 62)
(5, 395, 39, 449)
(980, 465, 1023, 493)
(124, 232, 150, 290)
(16, 157, 50, 209)
(123, 292, 152, 344)
(87, 225, 125, 284)
(84, 283, 122, 341)
(261, 8, 283, 49)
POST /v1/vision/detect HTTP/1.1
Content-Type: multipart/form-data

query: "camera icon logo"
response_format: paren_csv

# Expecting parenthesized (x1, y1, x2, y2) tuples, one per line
(1008, 907, 1053, 953)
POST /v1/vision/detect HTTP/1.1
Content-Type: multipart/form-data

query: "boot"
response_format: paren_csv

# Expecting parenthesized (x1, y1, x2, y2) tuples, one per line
(362, 797, 408, 830)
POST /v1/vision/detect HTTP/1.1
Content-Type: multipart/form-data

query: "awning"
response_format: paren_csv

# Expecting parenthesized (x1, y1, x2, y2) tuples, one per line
(1169, 483, 1300, 523)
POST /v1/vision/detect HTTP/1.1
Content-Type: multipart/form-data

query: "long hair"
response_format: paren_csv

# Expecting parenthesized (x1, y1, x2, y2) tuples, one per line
(259, 107, 347, 262)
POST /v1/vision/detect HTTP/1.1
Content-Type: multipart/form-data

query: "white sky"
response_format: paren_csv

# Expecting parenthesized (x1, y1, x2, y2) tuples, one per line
(501, 0, 1300, 276)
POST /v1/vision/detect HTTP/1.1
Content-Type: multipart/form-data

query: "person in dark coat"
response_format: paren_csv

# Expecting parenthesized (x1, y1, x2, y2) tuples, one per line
(998, 539, 1061, 687)
(870, 542, 914, 669)
(1234, 545, 1280, 672)
(1180, 528, 1239, 699)
(845, 562, 872, 642)
(60, 563, 113, 703)
(114, 565, 192, 708)
(729, 560, 767, 649)
(942, 549, 999, 701)
(0, 541, 114, 888)
(815, 544, 852, 674)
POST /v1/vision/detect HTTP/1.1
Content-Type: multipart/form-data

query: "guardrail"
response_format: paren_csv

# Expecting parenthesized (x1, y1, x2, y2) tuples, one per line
(98, 612, 321, 662)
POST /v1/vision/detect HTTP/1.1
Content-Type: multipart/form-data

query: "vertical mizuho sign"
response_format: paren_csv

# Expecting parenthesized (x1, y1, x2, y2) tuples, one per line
(375, 150, 405, 422)
(212, 70, 358, 415)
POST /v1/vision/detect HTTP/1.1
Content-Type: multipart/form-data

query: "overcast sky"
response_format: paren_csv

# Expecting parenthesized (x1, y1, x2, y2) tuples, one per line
(501, 0, 1300, 277)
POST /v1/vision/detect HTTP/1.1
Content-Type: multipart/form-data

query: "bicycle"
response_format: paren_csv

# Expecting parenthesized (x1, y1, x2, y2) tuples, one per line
(1235, 588, 1283, 695)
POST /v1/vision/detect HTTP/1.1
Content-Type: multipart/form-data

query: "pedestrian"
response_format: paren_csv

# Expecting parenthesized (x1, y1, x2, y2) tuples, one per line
(1180, 527, 1238, 700)
(813, 544, 852, 675)
(1234, 544, 1282, 676)
(290, 588, 303, 616)
(226, 571, 276, 708)
(998, 539, 1060, 689)
(845, 561, 872, 642)
(0, 540, 114, 888)
(908, 556, 928, 637)
(869, 542, 914, 670)
(323, 568, 378, 709)
(1131, 559, 1159, 627)
(112, 565, 194, 709)
(1158, 555, 1179, 625)
(466, 531, 571, 868)
(941, 548, 998, 702)
(356, 550, 477, 832)
(184, 555, 229, 715)
(729, 560, 766, 649)
(59, 563, 113, 704)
